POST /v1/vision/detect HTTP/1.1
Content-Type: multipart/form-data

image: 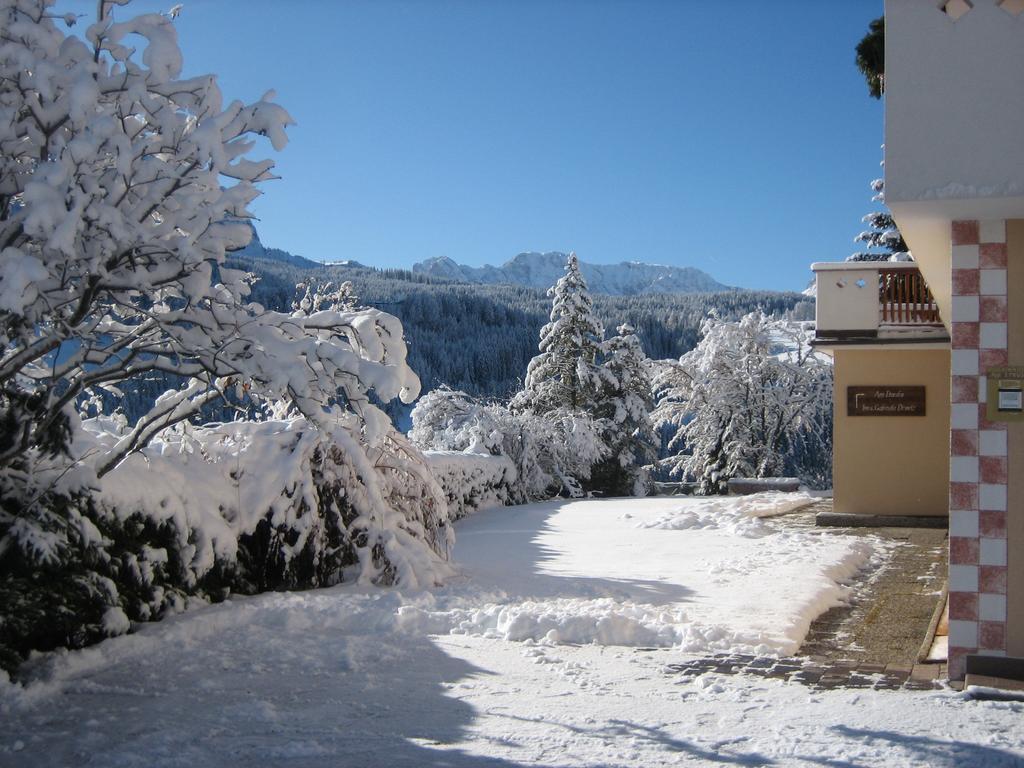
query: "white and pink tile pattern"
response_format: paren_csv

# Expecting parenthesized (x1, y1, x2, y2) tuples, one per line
(948, 219, 1009, 679)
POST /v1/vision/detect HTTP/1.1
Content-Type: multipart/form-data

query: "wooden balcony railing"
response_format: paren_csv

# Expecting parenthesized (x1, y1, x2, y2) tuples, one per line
(879, 268, 940, 325)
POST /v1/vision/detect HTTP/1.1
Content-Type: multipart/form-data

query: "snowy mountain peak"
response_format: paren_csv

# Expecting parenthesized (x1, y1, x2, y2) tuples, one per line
(413, 252, 729, 295)
(503, 251, 567, 269)
(416, 255, 470, 280)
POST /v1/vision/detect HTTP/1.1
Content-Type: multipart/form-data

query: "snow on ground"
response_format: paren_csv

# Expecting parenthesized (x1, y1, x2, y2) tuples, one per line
(638, 491, 816, 537)
(397, 495, 864, 654)
(2, 495, 1021, 767)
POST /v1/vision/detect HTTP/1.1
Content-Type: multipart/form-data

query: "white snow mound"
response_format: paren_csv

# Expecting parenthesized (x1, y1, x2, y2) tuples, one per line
(639, 491, 816, 537)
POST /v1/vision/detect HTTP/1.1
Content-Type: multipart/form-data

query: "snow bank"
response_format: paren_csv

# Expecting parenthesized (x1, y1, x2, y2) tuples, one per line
(422, 450, 517, 520)
(639, 491, 817, 538)
(397, 597, 783, 654)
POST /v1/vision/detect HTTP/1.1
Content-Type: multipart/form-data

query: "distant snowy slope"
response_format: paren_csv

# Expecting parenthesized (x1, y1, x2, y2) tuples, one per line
(413, 252, 730, 295)
(223, 229, 811, 403)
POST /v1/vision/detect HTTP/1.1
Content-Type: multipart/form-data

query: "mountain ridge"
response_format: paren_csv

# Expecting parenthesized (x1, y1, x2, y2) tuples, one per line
(412, 252, 729, 295)
(231, 226, 732, 296)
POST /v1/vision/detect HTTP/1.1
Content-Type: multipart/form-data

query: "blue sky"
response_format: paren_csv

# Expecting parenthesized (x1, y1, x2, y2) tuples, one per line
(121, 0, 884, 291)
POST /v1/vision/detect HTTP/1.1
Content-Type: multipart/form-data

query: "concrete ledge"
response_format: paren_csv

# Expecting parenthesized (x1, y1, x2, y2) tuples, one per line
(965, 674, 1024, 691)
(966, 655, 1024, 682)
(815, 511, 948, 529)
(652, 482, 695, 496)
(965, 674, 1024, 701)
(728, 477, 800, 495)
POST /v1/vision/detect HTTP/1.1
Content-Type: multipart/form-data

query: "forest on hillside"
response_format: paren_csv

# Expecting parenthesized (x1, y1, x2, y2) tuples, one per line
(227, 249, 814, 401)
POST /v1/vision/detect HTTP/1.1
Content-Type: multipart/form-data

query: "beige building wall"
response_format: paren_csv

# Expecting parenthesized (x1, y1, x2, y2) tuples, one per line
(833, 348, 950, 517)
(1006, 220, 1024, 656)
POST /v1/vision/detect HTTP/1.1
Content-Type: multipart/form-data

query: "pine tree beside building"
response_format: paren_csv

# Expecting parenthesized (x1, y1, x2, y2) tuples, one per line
(848, 178, 910, 262)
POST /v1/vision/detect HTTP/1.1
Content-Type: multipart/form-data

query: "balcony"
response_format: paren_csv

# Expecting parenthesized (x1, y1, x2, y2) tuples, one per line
(811, 262, 949, 347)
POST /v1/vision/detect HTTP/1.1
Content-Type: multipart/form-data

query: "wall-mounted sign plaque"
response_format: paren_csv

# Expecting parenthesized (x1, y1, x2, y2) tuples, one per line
(986, 367, 1024, 423)
(847, 386, 926, 417)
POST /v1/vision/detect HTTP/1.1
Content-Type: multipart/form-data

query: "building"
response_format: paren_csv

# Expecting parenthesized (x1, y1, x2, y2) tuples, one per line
(813, 0, 1024, 681)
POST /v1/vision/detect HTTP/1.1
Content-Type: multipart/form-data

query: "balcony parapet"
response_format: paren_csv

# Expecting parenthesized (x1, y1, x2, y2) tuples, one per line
(810, 261, 949, 347)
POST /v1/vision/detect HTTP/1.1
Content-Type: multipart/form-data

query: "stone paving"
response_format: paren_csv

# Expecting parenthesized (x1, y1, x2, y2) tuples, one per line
(665, 653, 946, 691)
(662, 500, 951, 692)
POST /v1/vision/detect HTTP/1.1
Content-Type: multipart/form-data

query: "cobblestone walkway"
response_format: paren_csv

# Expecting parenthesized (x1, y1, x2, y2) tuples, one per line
(665, 653, 945, 691)
(663, 500, 950, 692)
(794, 501, 948, 669)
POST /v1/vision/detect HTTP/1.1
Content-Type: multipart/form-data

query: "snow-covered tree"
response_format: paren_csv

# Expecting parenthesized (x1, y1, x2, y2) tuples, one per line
(2, 1, 323, 474)
(515, 253, 605, 413)
(500, 253, 614, 493)
(589, 324, 656, 496)
(653, 312, 832, 494)
(848, 177, 909, 263)
(0, 0, 435, 478)
(410, 387, 607, 502)
(0, 0, 450, 672)
(293, 279, 362, 314)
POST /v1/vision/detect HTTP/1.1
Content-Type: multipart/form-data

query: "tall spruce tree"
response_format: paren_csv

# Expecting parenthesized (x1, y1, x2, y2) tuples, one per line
(516, 253, 605, 413)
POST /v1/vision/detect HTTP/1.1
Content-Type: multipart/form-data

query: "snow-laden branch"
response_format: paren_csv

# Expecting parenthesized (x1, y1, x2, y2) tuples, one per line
(0, 0, 421, 477)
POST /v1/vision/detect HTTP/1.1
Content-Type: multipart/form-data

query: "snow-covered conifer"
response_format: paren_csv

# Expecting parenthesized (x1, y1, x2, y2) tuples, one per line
(590, 325, 657, 496)
(516, 253, 605, 413)
(848, 178, 909, 262)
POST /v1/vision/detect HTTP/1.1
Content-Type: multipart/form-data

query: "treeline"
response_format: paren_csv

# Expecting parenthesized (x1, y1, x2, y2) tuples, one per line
(229, 251, 813, 401)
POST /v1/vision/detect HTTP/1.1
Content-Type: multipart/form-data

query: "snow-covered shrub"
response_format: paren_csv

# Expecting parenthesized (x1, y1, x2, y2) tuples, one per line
(410, 387, 606, 502)
(0, 444, 234, 674)
(422, 451, 517, 520)
(653, 312, 832, 494)
(0, 415, 453, 673)
(91, 418, 452, 592)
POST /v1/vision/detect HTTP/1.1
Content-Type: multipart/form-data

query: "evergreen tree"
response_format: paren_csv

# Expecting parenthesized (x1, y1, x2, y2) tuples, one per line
(516, 253, 605, 413)
(848, 177, 910, 262)
(856, 17, 885, 99)
(589, 325, 657, 496)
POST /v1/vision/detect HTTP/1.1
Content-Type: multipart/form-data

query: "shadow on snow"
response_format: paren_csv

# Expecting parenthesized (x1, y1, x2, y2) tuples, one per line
(1, 608, 586, 767)
(453, 499, 695, 605)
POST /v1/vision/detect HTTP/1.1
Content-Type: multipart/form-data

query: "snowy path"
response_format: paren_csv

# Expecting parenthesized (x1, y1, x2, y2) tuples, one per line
(426, 496, 871, 654)
(2, 496, 1022, 767)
